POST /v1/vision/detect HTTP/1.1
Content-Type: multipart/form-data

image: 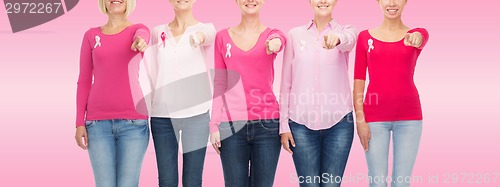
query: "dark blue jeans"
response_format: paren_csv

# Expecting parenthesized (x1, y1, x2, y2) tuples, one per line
(151, 112, 210, 187)
(218, 119, 282, 187)
(289, 112, 354, 187)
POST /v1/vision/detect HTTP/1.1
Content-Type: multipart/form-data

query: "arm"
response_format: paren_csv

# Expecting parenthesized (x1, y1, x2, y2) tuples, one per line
(75, 30, 93, 150)
(199, 23, 217, 47)
(336, 25, 358, 52)
(131, 24, 151, 52)
(279, 30, 294, 134)
(143, 28, 159, 102)
(279, 30, 296, 154)
(209, 33, 227, 133)
(353, 33, 370, 152)
(405, 28, 429, 49)
(76, 31, 93, 127)
(266, 29, 287, 54)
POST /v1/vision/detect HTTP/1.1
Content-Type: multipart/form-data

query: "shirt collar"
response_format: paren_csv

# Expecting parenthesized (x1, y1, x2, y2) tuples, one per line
(307, 19, 337, 31)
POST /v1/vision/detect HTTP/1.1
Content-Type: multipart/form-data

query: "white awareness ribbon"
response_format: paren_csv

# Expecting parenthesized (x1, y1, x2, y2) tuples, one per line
(94, 36, 101, 49)
(225, 43, 232, 58)
(300, 40, 306, 51)
(368, 39, 374, 53)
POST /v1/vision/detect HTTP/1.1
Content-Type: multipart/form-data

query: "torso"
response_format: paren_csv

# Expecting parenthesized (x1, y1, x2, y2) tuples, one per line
(227, 25, 267, 52)
(368, 26, 410, 42)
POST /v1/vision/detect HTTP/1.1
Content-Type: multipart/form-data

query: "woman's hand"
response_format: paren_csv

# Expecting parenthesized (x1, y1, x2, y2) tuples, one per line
(210, 131, 221, 155)
(266, 38, 282, 55)
(357, 121, 371, 152)
(75, 126, 88, 150)
(190, 32, 206, 48)
(323, 33, 340, 49)
(404, 32, 423, 48)
(280, 132, 296, 155)
(131, 36, 147, 52)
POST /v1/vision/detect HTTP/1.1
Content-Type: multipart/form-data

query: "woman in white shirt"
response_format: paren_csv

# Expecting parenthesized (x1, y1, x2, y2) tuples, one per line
(148, 0, 216, 186)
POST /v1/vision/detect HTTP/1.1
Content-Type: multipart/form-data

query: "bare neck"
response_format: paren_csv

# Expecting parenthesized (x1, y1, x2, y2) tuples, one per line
(313, 15, 333, 33)
(170, 9, 198, 29)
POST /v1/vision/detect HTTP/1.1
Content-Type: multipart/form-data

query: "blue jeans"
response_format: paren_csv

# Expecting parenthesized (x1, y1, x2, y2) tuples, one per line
(151, 112, 210, 187)
(289, 112, 354, 187)
(366, 120, 423, 187)
(218, 119, 282, 187)
(86, 119, 150, 187)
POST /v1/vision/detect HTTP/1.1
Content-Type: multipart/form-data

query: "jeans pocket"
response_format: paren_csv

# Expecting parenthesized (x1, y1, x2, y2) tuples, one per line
(85, 120, 97, 128)
(260, 120, 279, 132)
(128, 119, 149, 126)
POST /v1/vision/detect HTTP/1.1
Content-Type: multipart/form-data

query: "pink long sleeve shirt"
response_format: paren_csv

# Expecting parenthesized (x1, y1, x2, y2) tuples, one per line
(76, 24, 150, 126)
(209, 28, 286, 133)
(280, 20, 357, 134)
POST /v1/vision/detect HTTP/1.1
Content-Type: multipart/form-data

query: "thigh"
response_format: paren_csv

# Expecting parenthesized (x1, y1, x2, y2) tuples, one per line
(392, 120, 422, 187)
(181, 112, 210, 154)
(321, 113, 354, 186)
(289, 120, 322, 187)
(115, 119, 150, 187)
(366, 122, 392, 186)
(86, 120, 117, 187)
(219, 122, 250, 187)
(249, 120, 282, 187)
(181, 113, 210, 187)
(150, 117, 180, 186)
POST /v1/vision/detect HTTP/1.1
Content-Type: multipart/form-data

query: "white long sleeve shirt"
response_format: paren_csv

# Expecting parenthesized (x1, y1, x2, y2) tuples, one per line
(149, 22, 216, 118)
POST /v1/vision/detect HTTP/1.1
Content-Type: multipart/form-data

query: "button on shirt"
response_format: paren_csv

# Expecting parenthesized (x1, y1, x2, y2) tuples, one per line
(280, 20, 357, 133)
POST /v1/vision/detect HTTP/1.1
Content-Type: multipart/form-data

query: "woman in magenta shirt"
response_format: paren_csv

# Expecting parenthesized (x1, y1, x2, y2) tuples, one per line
(280, 0, 357, 186)
(354, 0, 429, 186)
(74, 0, 150, 186)
(208, 0, 286, 186)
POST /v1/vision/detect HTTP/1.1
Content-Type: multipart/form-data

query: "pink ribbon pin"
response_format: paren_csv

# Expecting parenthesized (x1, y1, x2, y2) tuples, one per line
(161, 32, 166, 48)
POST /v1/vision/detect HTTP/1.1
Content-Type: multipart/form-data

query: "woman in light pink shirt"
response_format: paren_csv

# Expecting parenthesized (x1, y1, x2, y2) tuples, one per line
(280, 0, 357, 186)
(208, 0, 286, 186)
(74, 0, 150, 186)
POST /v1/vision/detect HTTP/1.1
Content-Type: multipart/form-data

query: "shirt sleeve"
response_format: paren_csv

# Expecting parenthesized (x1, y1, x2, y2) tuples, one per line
(267, 29, 287, 53)
(336, 25, 358, 53)
(209, 32, 228, 133)
(279, 30, 295, 134)
(200, 23, 217, 47)
(134, 24, 151, 44)
(354, 31, 368, 80)
(75, 30, 93, 127)
(408, 28, 429, 50)
(143, 28, 159, 102)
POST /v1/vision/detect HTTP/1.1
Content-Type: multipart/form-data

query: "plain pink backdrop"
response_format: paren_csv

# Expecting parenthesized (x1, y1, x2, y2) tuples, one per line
(1, 0, 499, 186)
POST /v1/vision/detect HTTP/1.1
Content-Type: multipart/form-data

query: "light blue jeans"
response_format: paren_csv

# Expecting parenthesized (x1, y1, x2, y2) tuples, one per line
(365, 120, 422, 187)
(86, 119, 150, 187)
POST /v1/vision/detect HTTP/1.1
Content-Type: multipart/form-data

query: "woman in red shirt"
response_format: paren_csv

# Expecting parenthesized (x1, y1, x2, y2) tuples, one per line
(354, 0, 429, 186)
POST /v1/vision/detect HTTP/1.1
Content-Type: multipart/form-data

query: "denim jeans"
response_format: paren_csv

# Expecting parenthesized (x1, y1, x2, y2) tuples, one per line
(365, 120, 423, 187)
(218, 119, 282, 187)
(86, 119, 150, 187)
(289, 112, 354, 187)
(151, 112, 210, 187)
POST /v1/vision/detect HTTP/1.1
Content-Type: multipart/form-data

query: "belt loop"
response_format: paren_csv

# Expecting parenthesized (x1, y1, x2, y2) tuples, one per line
(230, 121, 236, 134)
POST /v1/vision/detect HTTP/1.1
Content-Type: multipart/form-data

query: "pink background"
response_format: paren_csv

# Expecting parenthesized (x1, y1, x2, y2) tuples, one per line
(1, 0, 500, 186)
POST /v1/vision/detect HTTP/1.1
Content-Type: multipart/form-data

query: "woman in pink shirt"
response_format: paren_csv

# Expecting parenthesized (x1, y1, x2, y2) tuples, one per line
(354, 0, 429, 186)
(280, 0, 357, 186)
(208, 0, 286, 186)
(74, 0, 150, 186)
